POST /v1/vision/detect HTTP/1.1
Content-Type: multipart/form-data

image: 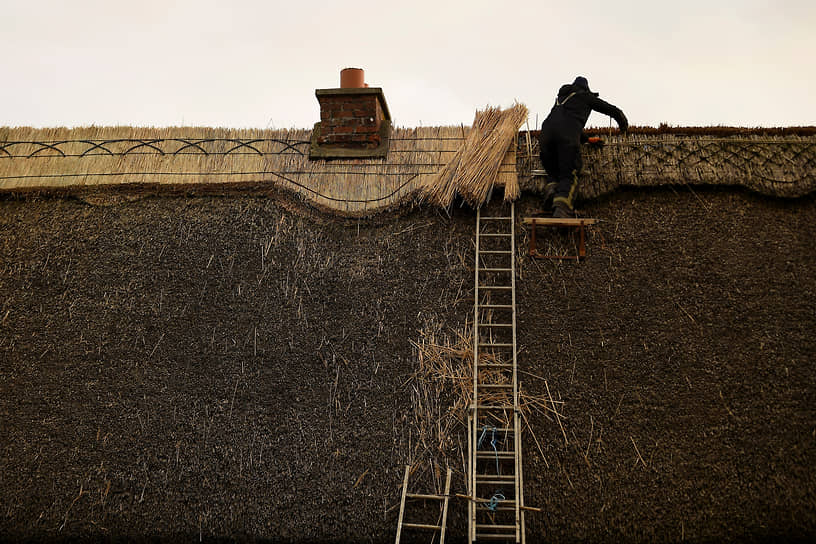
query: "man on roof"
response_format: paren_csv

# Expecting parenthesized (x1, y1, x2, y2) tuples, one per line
(539, 76, 628, 218)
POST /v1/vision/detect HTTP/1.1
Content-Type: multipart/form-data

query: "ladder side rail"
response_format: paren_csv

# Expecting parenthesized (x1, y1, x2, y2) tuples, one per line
(440, 467, 452, 544)
(510, 202, 523, 542)
(517, 413, 526, 544)
(511, 201, 519, 414)
(471, 207, 481, 543)
(395, 464, 410, 544)
(468, 414, 474, 543)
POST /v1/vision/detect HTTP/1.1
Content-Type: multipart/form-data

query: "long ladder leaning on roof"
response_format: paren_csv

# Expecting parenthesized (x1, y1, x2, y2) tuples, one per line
(469, 201, 526, 542)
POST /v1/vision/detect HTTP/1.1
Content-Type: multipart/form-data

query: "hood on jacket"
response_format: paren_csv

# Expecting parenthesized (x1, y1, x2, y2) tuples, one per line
(573, 76, 590, 91)
(557, 77, 600, 101)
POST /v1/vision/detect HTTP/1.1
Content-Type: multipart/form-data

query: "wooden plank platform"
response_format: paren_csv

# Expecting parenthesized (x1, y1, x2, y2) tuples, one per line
(522, 216, 598, 261)
(521, 217, 597, 227)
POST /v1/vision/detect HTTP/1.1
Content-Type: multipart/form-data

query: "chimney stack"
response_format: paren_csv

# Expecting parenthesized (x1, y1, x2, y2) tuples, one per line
(310, 68, 391, 160)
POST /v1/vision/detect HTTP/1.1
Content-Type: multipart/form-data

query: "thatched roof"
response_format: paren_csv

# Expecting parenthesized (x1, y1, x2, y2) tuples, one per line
(519, 131, 816, 199)
(0, 126, 516, 215)
(2, 126, 814, 216)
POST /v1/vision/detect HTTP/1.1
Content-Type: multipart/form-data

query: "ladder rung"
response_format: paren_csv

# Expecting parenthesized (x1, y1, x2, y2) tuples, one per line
(476, 479, 516, 486)
(479, 383, 514, 389)
(406, 493, 446, 500)
(478, 343, 513, 348)
(476, 474, 515, 480)
(476, 451, 515, 458)
(480, 216, 513, 220)
(474, 497, 517, 505)
(402, 522, 442, 531)
(478, 268, 512, 272)
(478, 323, 512, 328)
(475, 533, 518, 540)
(478, 286, 512, 290)
(474, 427, 514, 433)
(479, 304, 513, 309)
(477, 524, 519, 530)
(472, 405, 514, 410)
(479, 233, 512, 237)
(479, 250, 512, 254)
(476, 506, 516, 512)
(477, 363, 514, 368)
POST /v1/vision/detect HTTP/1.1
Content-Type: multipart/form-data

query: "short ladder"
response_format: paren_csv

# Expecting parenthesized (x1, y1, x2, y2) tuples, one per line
(395, 464, 453, 544)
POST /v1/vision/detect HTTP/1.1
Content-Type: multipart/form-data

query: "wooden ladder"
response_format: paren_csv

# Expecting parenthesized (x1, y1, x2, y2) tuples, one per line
(395, 464, 453, 544)
(468, 202, 526, 543)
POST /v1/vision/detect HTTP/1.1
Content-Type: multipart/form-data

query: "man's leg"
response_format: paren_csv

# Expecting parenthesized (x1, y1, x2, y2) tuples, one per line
(552, 140, 582, 216)
(538, 134, 559, 209)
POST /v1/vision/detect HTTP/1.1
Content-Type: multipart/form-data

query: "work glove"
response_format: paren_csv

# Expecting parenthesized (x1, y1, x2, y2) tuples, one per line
(587, 137, 605, 149)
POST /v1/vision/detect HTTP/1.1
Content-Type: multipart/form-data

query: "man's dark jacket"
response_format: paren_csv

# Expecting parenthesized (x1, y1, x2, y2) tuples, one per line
(541, 78, 628, 141)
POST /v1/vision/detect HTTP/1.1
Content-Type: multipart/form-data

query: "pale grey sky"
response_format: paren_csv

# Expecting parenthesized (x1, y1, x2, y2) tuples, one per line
(1, 0, 814, 129)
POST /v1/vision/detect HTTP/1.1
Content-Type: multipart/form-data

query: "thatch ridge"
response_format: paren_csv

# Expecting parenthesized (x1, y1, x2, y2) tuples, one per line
(3, 126, 814, 213)
(519, 132, 816, 199)
(0, 126, 515, 216)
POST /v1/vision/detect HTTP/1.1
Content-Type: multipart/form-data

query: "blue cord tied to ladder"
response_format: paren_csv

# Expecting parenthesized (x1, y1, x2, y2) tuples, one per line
(487, 492, 505, 512)
(477, 425, 495, 449)
(478, 425, 501, 475)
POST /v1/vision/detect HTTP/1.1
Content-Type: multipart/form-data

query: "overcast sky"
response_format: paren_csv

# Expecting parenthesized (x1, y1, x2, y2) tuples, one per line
(1, 0, 814, 129)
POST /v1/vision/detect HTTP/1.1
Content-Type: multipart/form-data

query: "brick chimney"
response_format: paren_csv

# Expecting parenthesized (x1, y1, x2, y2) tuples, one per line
(310, 68, 392, 160)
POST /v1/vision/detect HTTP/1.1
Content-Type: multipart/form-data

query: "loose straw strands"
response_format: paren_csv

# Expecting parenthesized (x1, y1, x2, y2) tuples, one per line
(421, 103, 527, 208)
(406, 320, 561, 473)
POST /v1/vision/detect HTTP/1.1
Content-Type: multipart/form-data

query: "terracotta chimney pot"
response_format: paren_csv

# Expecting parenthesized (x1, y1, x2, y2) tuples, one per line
(340, 68, 365, 89)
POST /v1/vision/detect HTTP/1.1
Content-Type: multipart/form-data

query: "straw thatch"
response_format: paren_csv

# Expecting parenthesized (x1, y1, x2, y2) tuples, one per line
(518, 131, 816, 199)
(4, 124, 812, 213)
(406, 321, 559, 485)
(0, 125, 516, 216)
(420, 104, 528, 208)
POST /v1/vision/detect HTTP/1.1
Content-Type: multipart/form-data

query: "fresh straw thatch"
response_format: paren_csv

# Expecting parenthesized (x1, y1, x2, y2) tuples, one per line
(421, 103, 528, 208)
(0, 125, 516, 216)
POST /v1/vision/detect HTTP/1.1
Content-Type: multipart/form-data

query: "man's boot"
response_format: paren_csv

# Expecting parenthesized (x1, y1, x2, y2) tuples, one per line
(552, 201, 575, 218)
(531, 182, 558, 216)
(542, 182, 557, 209)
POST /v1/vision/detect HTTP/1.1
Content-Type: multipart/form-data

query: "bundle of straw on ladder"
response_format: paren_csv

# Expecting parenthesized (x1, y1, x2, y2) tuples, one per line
(422, 103, 528, 207)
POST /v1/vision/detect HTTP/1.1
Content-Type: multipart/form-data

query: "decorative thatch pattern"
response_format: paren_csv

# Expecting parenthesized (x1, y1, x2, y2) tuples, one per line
(518, 132, 816, 199)
(0, 126, 515, 216)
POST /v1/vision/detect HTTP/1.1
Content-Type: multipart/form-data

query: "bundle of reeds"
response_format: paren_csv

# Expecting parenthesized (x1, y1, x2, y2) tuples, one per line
(421, 103, 527, 207)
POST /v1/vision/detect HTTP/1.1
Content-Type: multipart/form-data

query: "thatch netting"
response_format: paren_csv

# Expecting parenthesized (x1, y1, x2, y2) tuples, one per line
(420, 104, 528, 207)
(0, 126, 516, 216)
(518, 132, 816, 199)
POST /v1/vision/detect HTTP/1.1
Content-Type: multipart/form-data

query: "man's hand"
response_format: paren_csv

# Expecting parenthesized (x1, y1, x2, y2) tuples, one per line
(618, 113, 629, 133)
(587, 137, 605, 149)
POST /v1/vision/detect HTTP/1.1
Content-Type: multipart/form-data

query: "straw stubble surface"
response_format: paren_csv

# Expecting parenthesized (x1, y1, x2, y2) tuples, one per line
(1, 189, 815, 542)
